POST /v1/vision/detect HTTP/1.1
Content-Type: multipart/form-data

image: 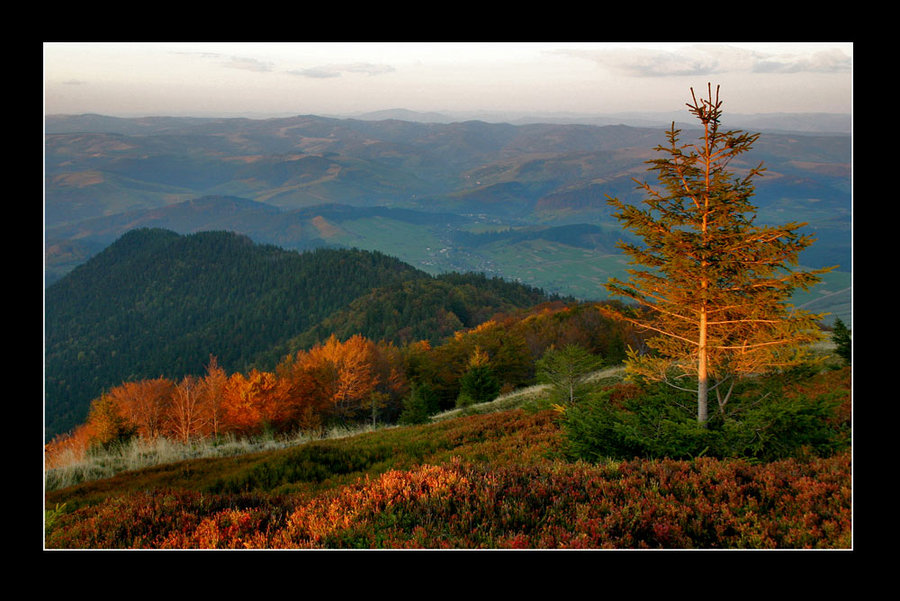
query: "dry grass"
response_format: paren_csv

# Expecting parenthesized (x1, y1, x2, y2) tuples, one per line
(44, 423, 393, 492)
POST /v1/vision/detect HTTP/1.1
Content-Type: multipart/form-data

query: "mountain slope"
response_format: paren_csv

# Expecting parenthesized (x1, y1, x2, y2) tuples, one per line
(285, 272, 559, 351)
(44, 229, 556, 439)
(44, 229, 424, 437)
(45, 114, 851, 316)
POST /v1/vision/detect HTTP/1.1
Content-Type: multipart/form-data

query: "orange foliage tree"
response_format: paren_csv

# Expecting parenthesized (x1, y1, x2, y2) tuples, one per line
(46, 337, 408, 468)
(46, 379, 172, 467)
(84, 390, 136, 448)
(45, 421, 100, 469)
(200, 356, 229, 439)
(221, 369, 287, 436)
(299, 335, 380, 424)
(371, 340, 409, 423)
(167, 375, 209, 444)
(275, 353, 332, 432)
(276, 334, 404, 427)
(107, 377, 176, 440)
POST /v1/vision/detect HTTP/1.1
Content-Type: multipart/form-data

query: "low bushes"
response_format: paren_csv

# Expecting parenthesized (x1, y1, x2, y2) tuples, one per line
(45, 452, 851, 549)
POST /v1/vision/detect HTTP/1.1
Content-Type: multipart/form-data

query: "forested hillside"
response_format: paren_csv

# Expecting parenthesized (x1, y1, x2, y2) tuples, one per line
(285, 272, 559, 352)
(44, 228, 560, 439)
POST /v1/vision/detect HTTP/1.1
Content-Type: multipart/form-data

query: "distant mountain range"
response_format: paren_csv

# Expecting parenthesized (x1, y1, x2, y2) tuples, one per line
(44, 111, 851, 319)
(51, 109, 849, 135)
(346, 108, 852, 135)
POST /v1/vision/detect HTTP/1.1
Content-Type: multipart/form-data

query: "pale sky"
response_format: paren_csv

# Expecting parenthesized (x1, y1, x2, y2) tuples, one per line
(43, 42, 853, 118)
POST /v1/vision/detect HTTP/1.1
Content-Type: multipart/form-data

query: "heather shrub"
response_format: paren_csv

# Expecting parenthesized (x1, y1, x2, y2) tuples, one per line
(47, 454, 850, 549)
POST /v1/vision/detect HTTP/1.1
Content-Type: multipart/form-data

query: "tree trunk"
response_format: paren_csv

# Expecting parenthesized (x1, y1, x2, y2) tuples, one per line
(697, 308, 709, 424)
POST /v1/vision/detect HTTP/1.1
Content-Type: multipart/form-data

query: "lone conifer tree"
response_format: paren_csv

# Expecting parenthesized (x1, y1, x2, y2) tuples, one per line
(602, 84, 833, 424)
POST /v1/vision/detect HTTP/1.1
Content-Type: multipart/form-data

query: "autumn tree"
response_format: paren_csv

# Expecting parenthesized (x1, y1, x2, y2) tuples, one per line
(221, 369, 284, 436)
(83, 391, 135, 449)
(314, 334, 380, 424)
(167, 375, 208, 444)
(370, 340, 409, 423)
(602, 84, 832, 424)
(200, 355, 229, 439)
(47, 378, 173, 465)
(275, 351, 331, 432)
(108, 377, 176, 440)
(277, 335, 383, 428)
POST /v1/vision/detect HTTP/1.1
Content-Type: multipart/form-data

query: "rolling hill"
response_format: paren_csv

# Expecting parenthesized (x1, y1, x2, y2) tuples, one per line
(44, 114, 850, 227)
(44, 113, 852, 318)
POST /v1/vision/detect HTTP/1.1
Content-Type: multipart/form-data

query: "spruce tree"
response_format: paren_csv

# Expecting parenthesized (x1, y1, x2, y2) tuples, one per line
(831, 318, 852, 365)
(536, 344, 603, 405)
(602, 84, 833, 424)
(456, 346, 500, 407)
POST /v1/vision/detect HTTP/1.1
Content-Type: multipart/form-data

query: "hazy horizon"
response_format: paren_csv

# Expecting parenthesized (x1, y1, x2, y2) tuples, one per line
(43, 42, 853, 120)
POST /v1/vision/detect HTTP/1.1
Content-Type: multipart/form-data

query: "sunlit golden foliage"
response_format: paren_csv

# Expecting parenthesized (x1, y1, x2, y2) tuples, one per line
(47, 334, 413, 467)
(107, 378, 176, 440)
(221, 369, 283, 436)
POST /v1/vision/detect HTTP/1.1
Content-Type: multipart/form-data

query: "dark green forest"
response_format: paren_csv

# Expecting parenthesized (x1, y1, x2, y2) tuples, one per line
(44, 228, 559, 439)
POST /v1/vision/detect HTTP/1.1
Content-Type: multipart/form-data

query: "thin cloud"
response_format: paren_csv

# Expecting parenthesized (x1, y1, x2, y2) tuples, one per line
(288, 62, 396, 79)
(752, 48, 851, 73)
(557, 44, 851, 77)
(223, 56, 274, 72)
(172, 50, 273, 72)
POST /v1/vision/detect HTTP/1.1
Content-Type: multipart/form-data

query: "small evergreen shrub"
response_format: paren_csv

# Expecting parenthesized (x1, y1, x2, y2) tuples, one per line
(535, 344, 604, 406)
(398, 384, 439, 425)
(457, 365, 500, 406)
(562, 370, 849, 462)
(831, 318, 852, 365)
(562, 384, 714, 461)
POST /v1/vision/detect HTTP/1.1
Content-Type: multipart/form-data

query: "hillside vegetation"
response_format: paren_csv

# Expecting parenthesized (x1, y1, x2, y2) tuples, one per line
(45, 364, 851, 549)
